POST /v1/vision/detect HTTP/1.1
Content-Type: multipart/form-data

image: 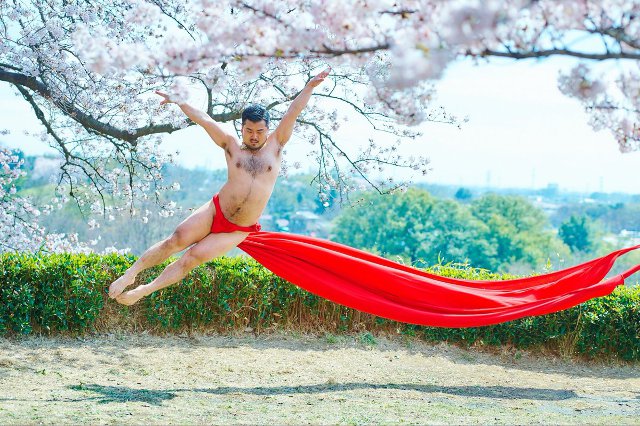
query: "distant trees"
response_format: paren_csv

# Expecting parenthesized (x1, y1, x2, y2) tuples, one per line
(552, 203, 640, 234)
(454, 187, 473, 202)
(332, 188, 437, 265)
(332, 189, 569, 272)
(469, 194, 569, 271)
(266, 174, 322, 218)
(605, 204, 640, 233)
(12, 157, 227, 255)
(558, 214, 600, 253)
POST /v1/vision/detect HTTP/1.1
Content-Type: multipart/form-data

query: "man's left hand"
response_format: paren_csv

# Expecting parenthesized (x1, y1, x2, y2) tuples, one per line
(307, 67, 331, 88)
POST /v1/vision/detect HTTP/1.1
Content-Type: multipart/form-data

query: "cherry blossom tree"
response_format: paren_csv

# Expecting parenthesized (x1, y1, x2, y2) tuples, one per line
(1, 0, 638, 253)
(0, 145, 125, 253)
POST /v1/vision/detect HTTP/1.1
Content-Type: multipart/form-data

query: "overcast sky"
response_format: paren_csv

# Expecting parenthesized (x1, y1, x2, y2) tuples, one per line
(1, 55, 638, 194)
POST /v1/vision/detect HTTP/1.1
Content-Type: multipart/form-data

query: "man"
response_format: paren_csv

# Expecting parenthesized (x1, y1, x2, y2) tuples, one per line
(108, 67, 331, 305)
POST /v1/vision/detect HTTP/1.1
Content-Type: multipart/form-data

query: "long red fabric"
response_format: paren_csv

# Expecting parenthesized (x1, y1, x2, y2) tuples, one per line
(237, 232, 640, 328)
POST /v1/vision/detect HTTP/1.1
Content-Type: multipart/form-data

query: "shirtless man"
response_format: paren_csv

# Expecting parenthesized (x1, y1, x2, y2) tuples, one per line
(108, 67, 331, 306)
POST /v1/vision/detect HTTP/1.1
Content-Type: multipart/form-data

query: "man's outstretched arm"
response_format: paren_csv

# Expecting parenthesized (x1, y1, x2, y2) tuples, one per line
(274, 67, 331, 146)
(155, 90, 234, 149)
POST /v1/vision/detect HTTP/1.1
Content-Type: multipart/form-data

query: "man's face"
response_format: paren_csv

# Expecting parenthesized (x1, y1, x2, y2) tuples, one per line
(241, 120, 268, 150)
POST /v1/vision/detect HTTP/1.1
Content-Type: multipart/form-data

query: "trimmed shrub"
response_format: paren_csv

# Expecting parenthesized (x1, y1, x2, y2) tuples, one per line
(0, 252, 638, 360)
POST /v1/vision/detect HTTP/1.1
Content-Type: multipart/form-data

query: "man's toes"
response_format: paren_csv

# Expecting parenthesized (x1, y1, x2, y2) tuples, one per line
(108, 284, 119, 298)
(108, 275, 135, 298)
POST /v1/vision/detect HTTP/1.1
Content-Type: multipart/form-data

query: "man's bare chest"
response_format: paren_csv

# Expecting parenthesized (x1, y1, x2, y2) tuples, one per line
(227, 149, 281, 179)
(235, 155, 274, 177)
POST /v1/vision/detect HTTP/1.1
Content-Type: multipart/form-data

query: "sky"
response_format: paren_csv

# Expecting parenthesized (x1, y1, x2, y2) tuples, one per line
(1, 55, 639, 194)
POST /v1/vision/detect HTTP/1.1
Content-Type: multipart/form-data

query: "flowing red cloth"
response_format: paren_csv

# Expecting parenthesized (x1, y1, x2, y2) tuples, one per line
(237, 232, 640, 328)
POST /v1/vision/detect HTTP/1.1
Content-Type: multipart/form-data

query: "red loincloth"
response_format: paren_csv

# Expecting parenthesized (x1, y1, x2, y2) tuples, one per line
(237, 232, 640, 327)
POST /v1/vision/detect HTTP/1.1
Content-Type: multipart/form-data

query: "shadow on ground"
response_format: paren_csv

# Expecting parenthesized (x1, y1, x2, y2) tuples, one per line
(0, 382, 577, 406)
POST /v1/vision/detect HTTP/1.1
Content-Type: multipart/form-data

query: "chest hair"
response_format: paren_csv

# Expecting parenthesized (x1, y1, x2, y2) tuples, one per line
(235, 154, 273, 178)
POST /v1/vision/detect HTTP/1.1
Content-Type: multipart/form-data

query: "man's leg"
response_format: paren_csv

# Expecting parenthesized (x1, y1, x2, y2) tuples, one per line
(115, 231, 249, 305)
(108, 198, 216, 299)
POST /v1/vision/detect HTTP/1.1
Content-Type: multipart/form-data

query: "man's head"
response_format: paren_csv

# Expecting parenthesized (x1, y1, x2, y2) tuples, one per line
(241, 104, 270, 150)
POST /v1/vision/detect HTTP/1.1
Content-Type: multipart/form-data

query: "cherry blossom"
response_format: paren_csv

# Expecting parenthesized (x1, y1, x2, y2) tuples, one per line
(1, 0, 638, 254)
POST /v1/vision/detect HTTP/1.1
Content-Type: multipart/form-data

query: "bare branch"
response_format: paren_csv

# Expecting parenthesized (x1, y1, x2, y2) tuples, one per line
(479, 47, 640, 61)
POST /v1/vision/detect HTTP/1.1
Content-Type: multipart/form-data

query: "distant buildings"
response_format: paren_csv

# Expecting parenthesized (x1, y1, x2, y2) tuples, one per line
(528, 195, 560, 217)
(260, 210, 330, 238)
(603, 229, 640, 246)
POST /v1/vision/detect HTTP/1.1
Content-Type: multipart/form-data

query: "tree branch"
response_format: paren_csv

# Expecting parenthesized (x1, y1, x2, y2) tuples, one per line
(479, 47, 640, 61)
(0, 69, 240, 142)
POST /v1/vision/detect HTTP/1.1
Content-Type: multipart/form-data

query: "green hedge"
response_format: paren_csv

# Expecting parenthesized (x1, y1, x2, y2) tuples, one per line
(0, 252, 638, 361)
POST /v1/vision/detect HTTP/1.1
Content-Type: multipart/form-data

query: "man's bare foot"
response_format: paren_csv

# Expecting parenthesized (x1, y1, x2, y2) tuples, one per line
(115, 285, 148, 306)
(108, 272, 137, 299)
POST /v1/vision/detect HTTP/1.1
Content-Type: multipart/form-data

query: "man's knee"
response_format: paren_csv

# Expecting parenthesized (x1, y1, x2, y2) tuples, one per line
(167, 230, 188, 251)
(180, 249, 206, 271)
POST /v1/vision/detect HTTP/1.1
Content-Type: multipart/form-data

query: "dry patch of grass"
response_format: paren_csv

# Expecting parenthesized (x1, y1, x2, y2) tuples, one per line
(0, 330, 638, 424)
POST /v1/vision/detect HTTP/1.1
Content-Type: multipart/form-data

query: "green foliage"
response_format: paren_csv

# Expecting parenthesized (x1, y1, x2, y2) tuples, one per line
(359, 331, 377, 346)
(332, 188, 437, 265)
(468, 193, 570, 271)
(0, 279, 34, 335)
(0, 252, 107, 334)
(332, 189, 569, 272)
(574, 287, 640, 360)
(454, 187, 473, 201)
(418, 286, 640, 361)
(551, 201, 640, 234)
(267, 174, 326, 218)
(559, 214, 600, 253)
(604, 203, 640, 233)
(13, 162, 334, 257)
(0, 251, 638, 360)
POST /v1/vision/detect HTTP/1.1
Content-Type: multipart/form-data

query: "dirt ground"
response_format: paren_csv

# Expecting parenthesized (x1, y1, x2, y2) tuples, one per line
(0, 330, 638, 425)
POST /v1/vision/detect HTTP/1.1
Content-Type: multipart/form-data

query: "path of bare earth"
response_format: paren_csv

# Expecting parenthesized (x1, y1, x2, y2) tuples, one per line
(0, 330, 638, 424)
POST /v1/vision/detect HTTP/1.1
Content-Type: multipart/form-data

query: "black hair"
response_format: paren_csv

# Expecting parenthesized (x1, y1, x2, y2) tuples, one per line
(241, 104, 270, 127)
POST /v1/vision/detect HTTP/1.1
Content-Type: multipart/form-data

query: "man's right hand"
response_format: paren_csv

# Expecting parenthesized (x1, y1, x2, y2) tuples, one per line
(155, 90, 175, 105)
